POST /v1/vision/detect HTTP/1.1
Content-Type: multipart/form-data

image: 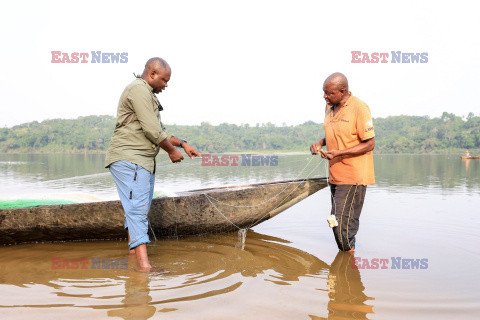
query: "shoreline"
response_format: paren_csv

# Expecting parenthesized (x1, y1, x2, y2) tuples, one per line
(0, 150, 476, 156)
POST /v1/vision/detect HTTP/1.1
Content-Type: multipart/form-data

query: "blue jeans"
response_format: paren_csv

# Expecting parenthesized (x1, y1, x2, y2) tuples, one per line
(109, 161, 155, 250)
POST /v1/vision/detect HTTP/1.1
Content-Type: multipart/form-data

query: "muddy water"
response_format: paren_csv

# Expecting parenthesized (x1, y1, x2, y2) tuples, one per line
(0, 233, 335, 319)
(0, 154, 479, 319)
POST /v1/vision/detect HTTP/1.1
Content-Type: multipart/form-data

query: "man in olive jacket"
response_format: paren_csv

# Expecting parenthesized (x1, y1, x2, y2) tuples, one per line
(106, 57, 199, 272)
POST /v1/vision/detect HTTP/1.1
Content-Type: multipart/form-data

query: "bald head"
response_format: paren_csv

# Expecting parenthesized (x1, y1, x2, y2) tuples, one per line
(323, 73, 350, 107)
(324, 72, 348, 91)
(142, 57, 171, 94)
(143, 57, 170, 75)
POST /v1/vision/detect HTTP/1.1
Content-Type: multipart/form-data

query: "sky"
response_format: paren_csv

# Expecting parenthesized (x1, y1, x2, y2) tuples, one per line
(1, 0, 479, 128)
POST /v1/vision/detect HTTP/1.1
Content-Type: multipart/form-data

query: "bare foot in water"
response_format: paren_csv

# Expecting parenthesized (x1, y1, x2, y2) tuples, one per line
(131, 243, 168, 273)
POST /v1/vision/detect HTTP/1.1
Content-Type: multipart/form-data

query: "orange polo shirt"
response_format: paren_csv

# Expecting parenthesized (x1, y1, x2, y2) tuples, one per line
(324, 93, 375, 185)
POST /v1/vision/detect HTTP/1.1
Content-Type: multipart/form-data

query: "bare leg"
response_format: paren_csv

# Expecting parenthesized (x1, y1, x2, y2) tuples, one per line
(134, 244, 152, 271)
(128, 233, 136, 255)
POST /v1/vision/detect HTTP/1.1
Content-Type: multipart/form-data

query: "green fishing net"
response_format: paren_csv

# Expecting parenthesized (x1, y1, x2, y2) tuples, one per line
(0, 199, 76, 210)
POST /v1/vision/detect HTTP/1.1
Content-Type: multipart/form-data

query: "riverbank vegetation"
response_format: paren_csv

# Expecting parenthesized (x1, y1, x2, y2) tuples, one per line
(1, 112, 479, 154)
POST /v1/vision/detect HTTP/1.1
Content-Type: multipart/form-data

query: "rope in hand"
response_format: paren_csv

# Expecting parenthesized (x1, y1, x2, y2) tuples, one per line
(202, 155, 328, 232)
(246, 157, 325, 229)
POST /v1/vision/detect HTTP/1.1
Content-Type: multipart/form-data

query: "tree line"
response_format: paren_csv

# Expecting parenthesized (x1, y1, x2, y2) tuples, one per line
(0, 112, 479, 154)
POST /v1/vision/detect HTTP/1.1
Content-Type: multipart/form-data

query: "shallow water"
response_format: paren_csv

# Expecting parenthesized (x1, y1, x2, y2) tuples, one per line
(0, 153, 479, 319)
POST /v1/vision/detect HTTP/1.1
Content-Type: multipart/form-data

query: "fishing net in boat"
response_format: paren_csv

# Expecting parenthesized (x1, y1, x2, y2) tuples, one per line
(0, 199, 76, 210)
(146, 155, 330, 250)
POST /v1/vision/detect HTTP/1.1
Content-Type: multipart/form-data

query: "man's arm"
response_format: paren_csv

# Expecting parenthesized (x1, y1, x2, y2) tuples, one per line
(310, 138, 326, 155)
(320, 137, 375, 160)
(169, 136, 200, 159)
(158, 138, 183, 163)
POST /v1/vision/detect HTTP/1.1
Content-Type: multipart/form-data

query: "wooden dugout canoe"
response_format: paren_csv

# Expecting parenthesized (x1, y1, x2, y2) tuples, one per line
(0, 178, 328, 245)
(460, 156, 480, 160)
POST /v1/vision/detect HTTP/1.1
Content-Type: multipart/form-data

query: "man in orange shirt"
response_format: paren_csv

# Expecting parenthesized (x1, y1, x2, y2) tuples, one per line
(310, 73, 375, 252)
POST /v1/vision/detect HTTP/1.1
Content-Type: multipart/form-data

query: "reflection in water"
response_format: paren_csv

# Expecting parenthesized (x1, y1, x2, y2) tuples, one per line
(319, 252, 374, 320)
(0, 231, 339, 319)
(464, 159, 470, 172)
(0, 231, 377, 319)
(108, 266, 156, 320)
(374, 154, 480, 191)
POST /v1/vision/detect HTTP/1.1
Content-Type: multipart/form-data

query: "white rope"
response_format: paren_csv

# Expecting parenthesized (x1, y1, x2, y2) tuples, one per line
(323, 156, 336, 215)
(247, 157, 325, 229)
(205, 193, 243, 230)
(172, 197, 179, 240)
(202, 156, 327, 230)
(154, 153, 316, 169)
(149, 221, 157, 241)
(203, 156, 316, 208)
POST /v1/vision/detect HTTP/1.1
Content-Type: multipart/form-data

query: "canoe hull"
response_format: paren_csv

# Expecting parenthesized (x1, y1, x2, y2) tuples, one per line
(0, 178, 328, 245)
(461, 156, 480, 160)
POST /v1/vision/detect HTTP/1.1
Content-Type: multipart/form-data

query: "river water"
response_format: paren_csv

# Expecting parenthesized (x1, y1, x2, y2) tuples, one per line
(0, 153, 479, 319)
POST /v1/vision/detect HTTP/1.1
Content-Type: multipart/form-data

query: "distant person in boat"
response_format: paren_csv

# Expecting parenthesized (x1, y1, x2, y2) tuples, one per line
(465, 150, 470, 157)
(105, 57, 200, 272)
(310, 73, 375, 253)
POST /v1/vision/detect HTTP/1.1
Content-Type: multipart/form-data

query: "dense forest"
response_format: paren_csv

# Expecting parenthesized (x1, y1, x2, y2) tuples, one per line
(0, 112, 479, 154)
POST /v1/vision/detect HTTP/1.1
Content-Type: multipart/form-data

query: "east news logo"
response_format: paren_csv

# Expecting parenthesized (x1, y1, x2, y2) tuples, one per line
(51, 51, 128, 63)
(201, 154, 279, 166)
(351, 51, 428, 63)
(353, 257, 429, 269)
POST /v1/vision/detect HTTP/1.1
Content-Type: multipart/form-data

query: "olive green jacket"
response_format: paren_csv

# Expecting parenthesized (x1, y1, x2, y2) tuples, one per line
(105, 76, 173, 173)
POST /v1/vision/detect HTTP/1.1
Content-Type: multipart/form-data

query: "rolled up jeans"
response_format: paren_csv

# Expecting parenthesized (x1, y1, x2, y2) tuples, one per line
(109, 161, 154, 250)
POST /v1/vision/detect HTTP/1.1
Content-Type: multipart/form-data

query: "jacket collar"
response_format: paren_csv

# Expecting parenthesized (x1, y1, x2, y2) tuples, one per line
(135, 74, 154, 93)
(134, 74, 163, 110)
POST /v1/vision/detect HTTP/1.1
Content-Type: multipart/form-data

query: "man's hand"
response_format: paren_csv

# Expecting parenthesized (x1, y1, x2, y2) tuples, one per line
(310, 143, 322, 155)
(159, 138, 183, 163)
(320, 149, 341, 160)
(183, 143, 200, 159)
(320, 138, 374, 160)
(168, 149, 184, 163)
(310, 138, 326, 155)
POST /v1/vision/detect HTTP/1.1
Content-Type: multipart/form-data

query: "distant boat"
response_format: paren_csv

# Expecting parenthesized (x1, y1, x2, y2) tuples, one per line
(0, 178, 328, 245)
(460, 156, 480, 160)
